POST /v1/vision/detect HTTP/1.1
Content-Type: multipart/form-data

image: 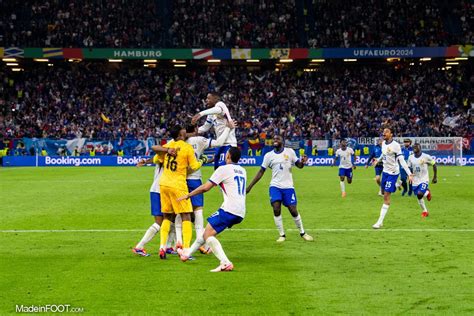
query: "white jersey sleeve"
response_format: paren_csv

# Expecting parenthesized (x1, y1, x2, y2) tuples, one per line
(150, 164, 163, 193)
(186, 136, 210, 180)
(209, 164, 246, 218)
(261, 152, 272, 169)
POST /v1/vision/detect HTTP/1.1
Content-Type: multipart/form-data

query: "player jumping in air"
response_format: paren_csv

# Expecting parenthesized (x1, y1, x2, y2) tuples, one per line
(366, 138, 384, 196)
(333, 139, 355, 198)
(372, 127, 413, 229)
(191, 92, 237, 169)
(246, 135, 314, 242)
(407, 143, 437, 217)
(177, 147, 246, 272)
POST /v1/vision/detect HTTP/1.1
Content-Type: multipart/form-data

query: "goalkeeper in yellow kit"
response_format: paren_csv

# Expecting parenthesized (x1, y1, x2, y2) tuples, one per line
(157, 125, 205, 259)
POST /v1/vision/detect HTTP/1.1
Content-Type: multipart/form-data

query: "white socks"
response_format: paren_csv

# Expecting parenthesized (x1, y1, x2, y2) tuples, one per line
(194, 208, 204, 239)
(207, 236, 230, 265)
(273, 215, 285, 236)
(418, 198, 427, 211)
(376, 204, 390, 225)
(136, 222, 160, 249)
(166, 222, 175, 249)
(175, 214, 183, 245)
(340, 181, 346, 193)
(187, 236, 205, 257)
(292, 214, 305, 234)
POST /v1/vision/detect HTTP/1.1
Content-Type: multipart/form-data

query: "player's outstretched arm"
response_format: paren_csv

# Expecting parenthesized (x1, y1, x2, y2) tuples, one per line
(177, 181, 215, 201)
(209, 127, 231, 148)
(136, 158, 153, 167)
(432, 163, 438, 183)
(192, 106, 224, 125)
(295, 155, 308, 169)
(397, 155, 413, 182)
(246, 168, 266, 194)
(152, 145, 176, 157)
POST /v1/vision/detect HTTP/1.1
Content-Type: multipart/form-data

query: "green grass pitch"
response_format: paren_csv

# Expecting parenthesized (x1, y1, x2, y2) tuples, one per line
(0, 166, 473, 314)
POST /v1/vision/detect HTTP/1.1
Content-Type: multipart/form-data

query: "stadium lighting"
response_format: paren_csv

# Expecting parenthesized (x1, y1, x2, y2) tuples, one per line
(11, 68, 23, 72)
(6, 63, 19, 66)
(174, 64, 186, 67)
(386, 58, 400, 62)
(454, 57, 468, 61)
(172, 59, 186, 63)
(108, 59, 123, 63)
(446, 62, 459, 65)
(246, 59, 260, 63)
(343, 59, 357, 62)
(2, 58, 17, 62)
(207, 59, 221, 63)
(48, 63, 53, 67)
(311, 59, 325, 62)
(420, 57, 431, 61)
(68, 58, 82, 62)
(144, 59, 157, 63)
(34, 58, 49, 62)
(409, 62, 415, 65)
(279, 59, 293, 63)
(303, 68, 317, 72)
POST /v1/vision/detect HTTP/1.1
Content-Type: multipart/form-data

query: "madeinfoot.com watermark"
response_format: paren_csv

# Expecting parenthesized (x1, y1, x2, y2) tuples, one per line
(15, 304, 84, 313)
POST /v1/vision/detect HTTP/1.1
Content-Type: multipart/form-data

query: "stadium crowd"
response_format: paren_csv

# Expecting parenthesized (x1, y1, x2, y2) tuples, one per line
(308, 0, 472, 48)
(1, 63, 472, 143)
(1, 0, 472, 48)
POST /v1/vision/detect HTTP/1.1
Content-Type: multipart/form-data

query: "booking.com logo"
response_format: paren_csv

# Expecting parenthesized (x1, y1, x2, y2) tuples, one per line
(45, 156, 101, 166)
(117, 156, 146, 165)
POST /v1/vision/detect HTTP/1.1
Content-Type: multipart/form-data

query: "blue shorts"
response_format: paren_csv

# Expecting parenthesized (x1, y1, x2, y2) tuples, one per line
(207, 208, 243, 234)
(375, 165, 383, 176)
(150, 192, 162, 216)
(214, 145, 232, 169)
(381, 172, 399, 193)
(186, 179, 203, 207)
(400, 169, 408, 181)
(269, 186, 297, 207)
(338, 167, 353, 178)
(413, 183, 429, 196)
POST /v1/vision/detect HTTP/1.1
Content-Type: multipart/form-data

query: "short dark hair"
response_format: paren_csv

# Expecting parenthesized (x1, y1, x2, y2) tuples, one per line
(186, 124, 196, 133)
(208, 91, 220, 98)
(228, 147, 241, 163)
(170, 125, 183, 140)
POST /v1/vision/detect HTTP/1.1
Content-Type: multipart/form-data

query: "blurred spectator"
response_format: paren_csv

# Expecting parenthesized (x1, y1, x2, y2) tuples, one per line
(0, 62, 471, 142)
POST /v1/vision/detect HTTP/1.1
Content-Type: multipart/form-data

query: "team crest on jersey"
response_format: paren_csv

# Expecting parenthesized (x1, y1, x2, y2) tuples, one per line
(284, 154, 289, 160)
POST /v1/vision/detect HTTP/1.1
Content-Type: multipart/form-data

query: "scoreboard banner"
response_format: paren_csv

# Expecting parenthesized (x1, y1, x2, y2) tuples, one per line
(3, 155, 474, 167)
(1, 46, 472, 60)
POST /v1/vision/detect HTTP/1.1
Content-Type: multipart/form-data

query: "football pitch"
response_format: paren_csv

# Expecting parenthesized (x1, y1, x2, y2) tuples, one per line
(0, 166, 473, 314)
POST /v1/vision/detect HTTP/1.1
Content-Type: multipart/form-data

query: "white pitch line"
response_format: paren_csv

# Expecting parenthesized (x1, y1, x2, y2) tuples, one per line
(0, 228, 473, 233)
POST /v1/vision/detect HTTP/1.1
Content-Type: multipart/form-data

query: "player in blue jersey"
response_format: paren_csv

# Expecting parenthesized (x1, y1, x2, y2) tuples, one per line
(366, 138, 384, 196)
(400, 139, 414, 196)
(246, 135, 313, 242)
